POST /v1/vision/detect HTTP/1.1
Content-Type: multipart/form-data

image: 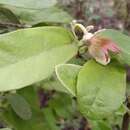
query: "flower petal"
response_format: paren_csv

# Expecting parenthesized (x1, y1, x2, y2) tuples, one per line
(89, 44, 110, 65)
(95, 55, 110, 65)
(88, 36, 121, 65)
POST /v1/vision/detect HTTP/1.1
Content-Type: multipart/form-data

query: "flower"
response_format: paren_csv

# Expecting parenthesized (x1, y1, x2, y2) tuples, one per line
(71, 21, 121, 65)
(87, 36, 121, 65)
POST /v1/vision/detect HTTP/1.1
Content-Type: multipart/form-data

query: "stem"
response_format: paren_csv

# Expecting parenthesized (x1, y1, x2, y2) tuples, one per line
(122, 113, 130, 130)
(121, 99, 130, 130)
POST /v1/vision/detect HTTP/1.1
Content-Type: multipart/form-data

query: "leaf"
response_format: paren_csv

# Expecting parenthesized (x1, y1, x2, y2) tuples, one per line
(1, 87, 75, 130)
(0, 7, 19, 24)
(2, 86, 50, 130)
(6, 93, 32, 120)
(48, 93, 74, 119)
(91, 120, 112, 130)
(2, 86, 70, 130)
(0, 26, 77, 91)
(0, 128, 12, 130)
(42, 108, 60, 130)
(55, 64, 81, 96)
(77, 60, 126, 119)
(17, 86, 40, 111)
(2, 104, 50, 130)
(0, 0, 57, 9)
(3, 6, 73, 25)
(42, 74, 69, 93)
(97, 29, 130, 65)
(0, 7, 20, 33)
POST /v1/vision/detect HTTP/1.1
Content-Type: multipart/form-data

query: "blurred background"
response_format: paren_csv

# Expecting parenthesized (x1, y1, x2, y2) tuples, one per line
(1, 0, 130, 33)
(59, 0, 130, 33)
(58, 0, 129, 32)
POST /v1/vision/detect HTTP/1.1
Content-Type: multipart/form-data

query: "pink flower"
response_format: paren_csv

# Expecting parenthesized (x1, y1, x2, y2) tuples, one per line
(87, 36, 121, 65)
(71, 21, 121, 65)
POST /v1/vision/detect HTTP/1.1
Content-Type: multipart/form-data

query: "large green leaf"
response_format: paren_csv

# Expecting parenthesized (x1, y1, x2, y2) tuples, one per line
(97, 29, 130, 65)
(55, 64, 81, 96)
(2, 6, 72, 25)
(6, 93, 32, 120)
(0, 26, 77, 91)
(0, 0, 57, 9)
(77, 60, 126, 119)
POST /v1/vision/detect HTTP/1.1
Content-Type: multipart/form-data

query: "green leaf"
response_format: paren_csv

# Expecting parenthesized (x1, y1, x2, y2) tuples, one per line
(2, 104, 50, 130)
(0, 7, 19, 24)
(77, 60, 126, 119)
(42, 74, 69, 93)
(91, 120, 112, 130)
(1, 87, 75, 130)
(2, 86, 50, 130)
(3, 6, 73, 25)
(55, 64, 81, 96)
(0, 7, 20, 33)
(0, 26, 77, 91)
(97, 29, 130, 65)
(115, 104, 126, 116)
(0, 0, 57, 9)
(17, 86, 39, 111)
(6, 93, 32, 120)
(0, 128, 12, 130)
(48, 93, 74, 119)
(42, 108, 60, 130)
